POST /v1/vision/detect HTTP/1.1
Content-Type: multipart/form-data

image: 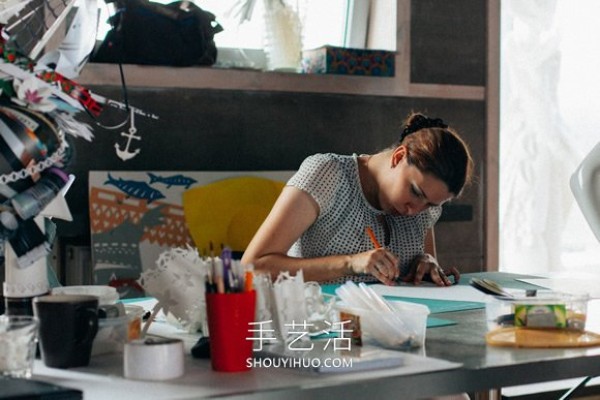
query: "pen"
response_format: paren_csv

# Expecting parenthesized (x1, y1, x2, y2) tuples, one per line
(215, 273, 225, 294)
(209, 241, 216, 286)
(204, 276, 216, 293)
(365, 226, 382, 249)
(212, 258, 225, 293)
(221, 246, 232, 291)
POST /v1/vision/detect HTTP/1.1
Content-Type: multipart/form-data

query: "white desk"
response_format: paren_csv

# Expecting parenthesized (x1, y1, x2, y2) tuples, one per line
(31, 348, 461, 399)
(30, 273, 600, 399)
(31, 297, 462, 400)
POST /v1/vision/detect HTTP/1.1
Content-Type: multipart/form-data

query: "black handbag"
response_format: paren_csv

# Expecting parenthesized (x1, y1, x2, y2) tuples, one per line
(91, 0, 223, 67)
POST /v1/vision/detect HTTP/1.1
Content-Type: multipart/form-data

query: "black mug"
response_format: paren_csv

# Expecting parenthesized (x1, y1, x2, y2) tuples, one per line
(33, 294, 99, 368)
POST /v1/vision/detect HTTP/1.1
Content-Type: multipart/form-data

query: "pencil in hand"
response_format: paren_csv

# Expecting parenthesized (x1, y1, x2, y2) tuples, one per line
(365, 226, 382, 249)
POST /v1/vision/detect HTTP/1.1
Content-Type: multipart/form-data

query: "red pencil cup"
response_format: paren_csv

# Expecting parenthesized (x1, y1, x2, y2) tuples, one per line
(205, 291, 256, 372)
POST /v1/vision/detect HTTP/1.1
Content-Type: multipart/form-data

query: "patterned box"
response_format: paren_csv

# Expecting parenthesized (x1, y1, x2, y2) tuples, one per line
(302, 46, 395, 77)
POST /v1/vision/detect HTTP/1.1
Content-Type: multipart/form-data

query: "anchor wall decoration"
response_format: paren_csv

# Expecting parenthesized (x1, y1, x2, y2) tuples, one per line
(115, 107, 141, 161)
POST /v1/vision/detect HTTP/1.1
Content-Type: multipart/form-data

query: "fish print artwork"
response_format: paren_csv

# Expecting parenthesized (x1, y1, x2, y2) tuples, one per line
(104, 173, 166, 203)
(148, 173, 197, 189)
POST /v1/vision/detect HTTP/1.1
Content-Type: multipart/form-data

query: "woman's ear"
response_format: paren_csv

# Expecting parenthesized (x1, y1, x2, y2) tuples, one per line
(391, 145, 407, 167)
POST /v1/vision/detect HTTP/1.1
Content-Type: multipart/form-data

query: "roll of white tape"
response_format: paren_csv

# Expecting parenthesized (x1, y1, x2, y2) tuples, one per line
(124, 338, 184, 380)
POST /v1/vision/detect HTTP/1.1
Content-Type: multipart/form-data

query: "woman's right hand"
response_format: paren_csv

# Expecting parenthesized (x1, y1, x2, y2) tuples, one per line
(349, 248, 399, 285)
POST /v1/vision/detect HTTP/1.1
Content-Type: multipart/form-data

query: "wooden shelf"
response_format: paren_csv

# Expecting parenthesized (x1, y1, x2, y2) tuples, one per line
(78, 63, 485, 101)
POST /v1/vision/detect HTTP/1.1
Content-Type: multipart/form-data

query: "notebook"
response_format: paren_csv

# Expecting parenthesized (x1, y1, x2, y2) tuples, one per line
(254, 340, 405, 374)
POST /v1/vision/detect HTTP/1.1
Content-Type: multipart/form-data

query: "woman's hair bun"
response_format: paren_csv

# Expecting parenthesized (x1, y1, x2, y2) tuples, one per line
(401, 113, 448, 141)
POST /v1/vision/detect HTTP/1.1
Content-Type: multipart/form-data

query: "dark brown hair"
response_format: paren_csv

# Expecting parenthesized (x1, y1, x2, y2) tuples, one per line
(398, 112, 474, 197)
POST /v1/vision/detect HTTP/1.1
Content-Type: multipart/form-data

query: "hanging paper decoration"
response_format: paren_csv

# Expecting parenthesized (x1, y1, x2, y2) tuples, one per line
(0, 23, 154, 270)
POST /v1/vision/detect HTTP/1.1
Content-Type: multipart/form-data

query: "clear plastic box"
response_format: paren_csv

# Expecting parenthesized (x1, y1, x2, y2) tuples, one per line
(92, 305, 145, 355)
(486, 292, 589, 332)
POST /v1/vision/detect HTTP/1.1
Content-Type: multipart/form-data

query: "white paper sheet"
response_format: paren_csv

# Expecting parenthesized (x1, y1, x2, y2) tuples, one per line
(371, 283, 488, 303)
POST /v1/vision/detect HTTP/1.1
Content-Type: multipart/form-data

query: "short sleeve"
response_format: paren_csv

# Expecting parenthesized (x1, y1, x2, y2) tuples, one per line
(425, 205, 443, 228)
(287, 154, 345, 216)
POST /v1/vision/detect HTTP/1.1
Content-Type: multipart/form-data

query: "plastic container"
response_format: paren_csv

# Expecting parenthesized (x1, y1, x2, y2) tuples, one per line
(336, 300, 430, 350)
(92, 305, 145, 356)
(486, 292, 589, 332)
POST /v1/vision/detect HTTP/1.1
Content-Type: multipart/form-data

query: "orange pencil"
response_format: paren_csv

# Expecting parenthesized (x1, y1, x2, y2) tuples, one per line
(365, 226, 382, 249)
(244, 270, 254, 292)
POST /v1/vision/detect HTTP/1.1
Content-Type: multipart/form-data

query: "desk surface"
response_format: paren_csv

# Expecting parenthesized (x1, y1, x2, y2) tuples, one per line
(31, 272, 600, 400)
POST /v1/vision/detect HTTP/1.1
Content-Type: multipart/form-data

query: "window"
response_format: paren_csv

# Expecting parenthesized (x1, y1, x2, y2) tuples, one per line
(96, 0, 395, 70)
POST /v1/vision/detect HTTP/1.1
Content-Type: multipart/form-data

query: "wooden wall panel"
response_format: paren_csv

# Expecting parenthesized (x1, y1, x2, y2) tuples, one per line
(411, 0, 486, 86)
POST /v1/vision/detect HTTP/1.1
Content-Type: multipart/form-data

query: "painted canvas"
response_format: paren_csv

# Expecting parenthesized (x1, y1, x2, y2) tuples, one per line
(89, 171, 294, 298)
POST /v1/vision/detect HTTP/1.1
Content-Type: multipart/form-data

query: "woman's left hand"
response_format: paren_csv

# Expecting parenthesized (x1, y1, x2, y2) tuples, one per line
(402, 254, 460, 286)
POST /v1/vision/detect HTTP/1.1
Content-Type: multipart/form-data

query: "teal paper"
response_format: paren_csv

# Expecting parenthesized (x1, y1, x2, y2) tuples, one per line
(382, 296, 484, 314)
(321, 284, 345, 296)
(427, 317, 456, 328)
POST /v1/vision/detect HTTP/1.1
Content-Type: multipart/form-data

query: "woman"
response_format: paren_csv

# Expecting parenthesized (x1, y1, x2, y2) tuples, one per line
(242, 112, 474, 286)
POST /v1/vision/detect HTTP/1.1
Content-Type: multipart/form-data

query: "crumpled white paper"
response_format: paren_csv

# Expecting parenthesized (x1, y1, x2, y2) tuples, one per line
(272, 270, 308, 342)
(139, 245, 208, 333)
(253, 271, 277, 340)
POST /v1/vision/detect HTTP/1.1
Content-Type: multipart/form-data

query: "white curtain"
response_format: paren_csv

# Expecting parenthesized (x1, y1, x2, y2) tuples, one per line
(500, 0, 600, 273)
(501, 0, 576, 273)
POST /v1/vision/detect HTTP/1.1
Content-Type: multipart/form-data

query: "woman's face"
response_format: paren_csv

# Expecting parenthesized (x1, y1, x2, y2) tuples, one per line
(380, 146, 453, 216)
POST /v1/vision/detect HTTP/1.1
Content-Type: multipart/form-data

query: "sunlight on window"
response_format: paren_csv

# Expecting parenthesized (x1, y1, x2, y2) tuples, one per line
(302, 0, 347, 49)
(97, 0, 349, 50)
(200, 0, 348, 50)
